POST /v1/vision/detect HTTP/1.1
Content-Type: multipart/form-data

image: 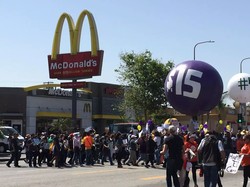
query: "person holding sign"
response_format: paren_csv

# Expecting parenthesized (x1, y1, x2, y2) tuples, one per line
(240, 134, 250, 187)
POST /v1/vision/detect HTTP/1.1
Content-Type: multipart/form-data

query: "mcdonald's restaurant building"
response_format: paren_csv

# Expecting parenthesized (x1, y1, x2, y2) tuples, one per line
(0, 82, 123, 136)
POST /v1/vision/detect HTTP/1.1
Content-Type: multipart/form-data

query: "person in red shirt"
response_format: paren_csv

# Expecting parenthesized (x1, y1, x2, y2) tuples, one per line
(184, 134, 199, 187)
(240, 134, 250, 187)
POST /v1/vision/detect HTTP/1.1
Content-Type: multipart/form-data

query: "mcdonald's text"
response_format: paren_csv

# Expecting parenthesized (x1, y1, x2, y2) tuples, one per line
(48, 51, 103, 79)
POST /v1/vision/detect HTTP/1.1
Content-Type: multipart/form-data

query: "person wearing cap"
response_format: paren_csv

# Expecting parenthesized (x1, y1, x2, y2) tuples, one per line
(160, 125, 184, 187)
(197, 132, 225, 187)
(125, 135, 138, 166)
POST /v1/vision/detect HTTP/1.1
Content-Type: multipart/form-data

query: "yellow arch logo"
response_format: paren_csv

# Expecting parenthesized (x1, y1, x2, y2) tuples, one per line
(48, 10, 104, 79)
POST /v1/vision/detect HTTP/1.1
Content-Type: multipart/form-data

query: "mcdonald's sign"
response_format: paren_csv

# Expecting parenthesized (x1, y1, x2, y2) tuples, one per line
(48, 10, 104, 79)
(83, 103, 91, 113)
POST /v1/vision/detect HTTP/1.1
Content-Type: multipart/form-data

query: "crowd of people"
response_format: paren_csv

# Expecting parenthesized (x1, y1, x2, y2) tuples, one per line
(5, 123, 250, 187)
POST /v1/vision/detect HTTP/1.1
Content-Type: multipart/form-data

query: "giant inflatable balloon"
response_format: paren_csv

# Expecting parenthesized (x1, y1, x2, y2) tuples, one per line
(164, 60, 223, 116)
(227, 73, 250, 103)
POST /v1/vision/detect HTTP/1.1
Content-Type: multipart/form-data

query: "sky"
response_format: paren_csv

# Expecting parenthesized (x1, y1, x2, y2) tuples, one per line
(1, 1, 250, 92)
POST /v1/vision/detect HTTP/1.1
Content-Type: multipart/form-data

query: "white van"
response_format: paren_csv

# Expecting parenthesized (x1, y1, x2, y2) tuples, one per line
(0, 126, 25, 153)
(109, 122, 138, 135)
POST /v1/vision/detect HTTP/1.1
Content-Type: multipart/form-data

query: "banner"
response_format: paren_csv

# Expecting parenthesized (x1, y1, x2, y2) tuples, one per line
(225, 153, 244, 174)
(48, 10, 104, 79)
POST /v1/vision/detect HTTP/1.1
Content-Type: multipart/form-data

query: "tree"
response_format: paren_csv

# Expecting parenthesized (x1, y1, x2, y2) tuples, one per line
(214, 91, 231, 132)
(49, 118, 74, 133)
(115, 50, 174, 121)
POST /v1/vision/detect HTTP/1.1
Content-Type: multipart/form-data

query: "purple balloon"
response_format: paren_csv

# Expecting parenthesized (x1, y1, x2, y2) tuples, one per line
(164, 60, 223, 116)
(147, 120, 153, 125)
(139, 120, 144, 126)
(181, 125, 187, 131)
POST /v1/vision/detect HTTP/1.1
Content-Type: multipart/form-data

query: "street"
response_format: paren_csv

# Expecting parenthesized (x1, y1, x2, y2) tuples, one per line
(0, 157, 247, 187)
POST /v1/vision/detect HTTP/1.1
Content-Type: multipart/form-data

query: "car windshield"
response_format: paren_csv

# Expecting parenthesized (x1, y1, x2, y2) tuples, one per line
(0, 127, 18, 136)
(114, 125, 131, 133)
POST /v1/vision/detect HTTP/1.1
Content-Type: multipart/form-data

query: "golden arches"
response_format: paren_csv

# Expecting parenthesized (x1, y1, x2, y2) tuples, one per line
(51, 10, 99, 60)
(23, 83, 92, 93)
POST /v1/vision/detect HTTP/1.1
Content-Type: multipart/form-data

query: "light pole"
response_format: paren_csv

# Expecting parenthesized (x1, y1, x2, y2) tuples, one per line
(240, 57, 250, 73)
(193, 40, 215, 60)
(239, 57, 250, 129)
(192, 40, 215, 127)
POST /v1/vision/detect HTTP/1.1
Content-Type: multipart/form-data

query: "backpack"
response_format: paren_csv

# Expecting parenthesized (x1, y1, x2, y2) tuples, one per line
(201, 135, 222, 169)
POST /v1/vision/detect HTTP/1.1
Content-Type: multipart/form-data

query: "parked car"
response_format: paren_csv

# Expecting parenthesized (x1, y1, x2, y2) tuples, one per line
(0, 126, 24, 153)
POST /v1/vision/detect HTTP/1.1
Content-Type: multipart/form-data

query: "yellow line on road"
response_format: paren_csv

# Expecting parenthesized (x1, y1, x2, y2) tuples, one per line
(141, 176, 165, 181)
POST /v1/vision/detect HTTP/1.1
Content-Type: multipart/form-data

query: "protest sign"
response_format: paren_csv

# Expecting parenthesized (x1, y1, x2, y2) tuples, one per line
(225, 153, 244, 174)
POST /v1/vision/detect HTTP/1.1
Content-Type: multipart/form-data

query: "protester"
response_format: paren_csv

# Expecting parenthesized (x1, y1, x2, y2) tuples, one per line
(136, 133, 148, 166)
(153, 130, 162, 165)
(100, 135, 114, 165)
(82, 131, 94, 166)
(125, 134, 138, 166)
(223, 131, 233, 162)
(72, 133, 81, 166)
(184, 133, 199, 187)
(198, 132, 225, 187)
(115, 132, 124, 168)
(108, 134, 115, 163)
(27, 134, 39, 167)
(6, 133, 21, 168)
(67, 134, 74, 165)
(50, 136, 62, 168)
(38, 134, 50, 167)
(145, 134, 157, 168)
(240, 134, 250, 187)
(160, 125, 184, 187)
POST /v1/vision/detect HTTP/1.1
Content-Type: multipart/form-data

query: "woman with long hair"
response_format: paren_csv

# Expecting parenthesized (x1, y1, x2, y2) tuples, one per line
(240, 134, 250, 187)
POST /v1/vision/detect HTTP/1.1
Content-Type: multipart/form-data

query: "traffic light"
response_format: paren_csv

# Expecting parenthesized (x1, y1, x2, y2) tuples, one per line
(237, 113, 243, 123)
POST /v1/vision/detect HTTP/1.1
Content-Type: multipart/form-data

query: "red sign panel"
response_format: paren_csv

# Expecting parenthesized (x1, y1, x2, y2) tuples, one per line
(61, 82, 88, 88)
(48, 50, 104, 79)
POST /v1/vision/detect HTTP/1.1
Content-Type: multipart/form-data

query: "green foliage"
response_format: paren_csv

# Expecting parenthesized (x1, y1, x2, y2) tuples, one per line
(49, 118, 74, 133)
(115, 50, 174, 121)
(150, 109, 172, 126)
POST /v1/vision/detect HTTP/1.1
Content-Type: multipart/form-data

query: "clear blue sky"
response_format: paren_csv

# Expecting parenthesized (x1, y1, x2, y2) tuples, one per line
(1, 1, 250, 92)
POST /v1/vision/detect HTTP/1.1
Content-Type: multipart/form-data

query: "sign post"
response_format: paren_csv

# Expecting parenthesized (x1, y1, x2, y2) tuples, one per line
(48, 10, 104, 129)
(72, 80, 77, 130)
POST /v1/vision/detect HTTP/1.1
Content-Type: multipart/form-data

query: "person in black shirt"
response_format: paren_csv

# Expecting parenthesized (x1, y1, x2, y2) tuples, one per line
(6, 133, 21, 167)
(145, 135, 157, 168)
(161, 125, 184, 187)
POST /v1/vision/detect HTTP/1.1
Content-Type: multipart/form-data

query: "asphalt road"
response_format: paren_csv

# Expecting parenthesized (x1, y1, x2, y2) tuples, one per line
(0, 156, 247, 187)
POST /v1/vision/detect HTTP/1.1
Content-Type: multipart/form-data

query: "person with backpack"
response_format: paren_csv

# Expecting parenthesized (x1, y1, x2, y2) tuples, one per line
(198, 132, 225, 187)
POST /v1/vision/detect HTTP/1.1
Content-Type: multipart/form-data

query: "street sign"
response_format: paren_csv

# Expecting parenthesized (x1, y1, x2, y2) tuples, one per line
(60, 81, 88, 88)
